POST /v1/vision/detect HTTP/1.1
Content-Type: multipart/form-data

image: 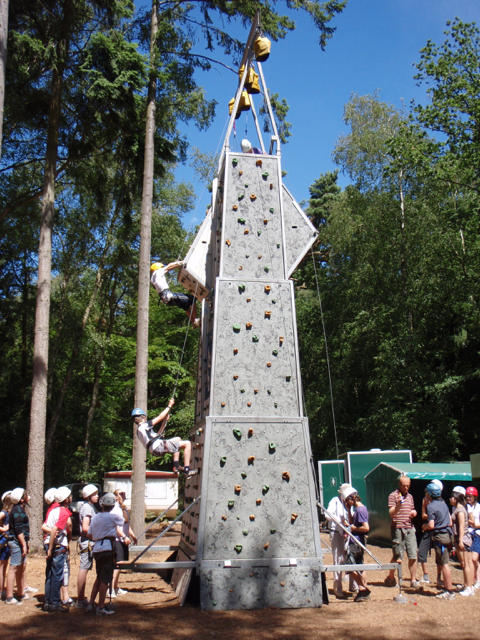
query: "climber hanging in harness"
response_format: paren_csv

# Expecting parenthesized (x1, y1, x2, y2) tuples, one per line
(132, 400, 195, 478)
(150, 261, 200, 328)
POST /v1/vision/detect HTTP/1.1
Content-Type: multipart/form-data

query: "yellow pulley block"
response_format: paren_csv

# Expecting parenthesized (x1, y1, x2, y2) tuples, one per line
(253, 36, 271, 62)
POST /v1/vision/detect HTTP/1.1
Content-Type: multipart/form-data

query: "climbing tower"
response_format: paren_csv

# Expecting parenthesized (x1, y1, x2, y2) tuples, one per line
(175, 12, 322, 610)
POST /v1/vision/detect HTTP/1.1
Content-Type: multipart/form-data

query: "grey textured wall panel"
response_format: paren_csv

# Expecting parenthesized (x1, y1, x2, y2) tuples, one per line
(199, 565, 322, 610)
(202, 419, 316, 560)
(282, 185, 318, 277)
(222, 154, 285, 280)
(211, 279, 300, 417)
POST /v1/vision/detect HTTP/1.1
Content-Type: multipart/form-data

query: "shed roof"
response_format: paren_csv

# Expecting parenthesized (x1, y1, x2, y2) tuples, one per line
(365, 462, 472, 481)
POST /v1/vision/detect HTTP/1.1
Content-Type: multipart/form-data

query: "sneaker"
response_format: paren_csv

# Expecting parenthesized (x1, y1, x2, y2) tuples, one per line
(24, 586, 39, 593)
(455, 584, 465, 592)
(354, 588, 371, 602)
(86, 604, 94, 613)
(20, 594, 31, 601)
(474, 581, 480, 591)
(96, 607, 115, 616)
(459, 586, 475, 597)
(62, 598, 74, 606)
(349, 583, 359, 593)
(48, 604, 69, 613)
(109, 591, 117, 598)
(75, 599, 89, 609)
(419, 577, 430, 584)
(384, 576, 396, 587)
(411, 580, 421, 589)
(436, 590, 455, 600)
(184, 469, 198, 478)
(5, 598, 22, 605)
(115, 588, 127, 596)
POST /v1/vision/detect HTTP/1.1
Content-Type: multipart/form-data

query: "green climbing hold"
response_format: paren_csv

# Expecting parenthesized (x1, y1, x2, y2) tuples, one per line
(297, 499, 302, 505)
(220, 456, 227, 467)
(269, 207, 274, 213)
(270, 528, 276, 534)
(257, 230, 261, 236)
(207, 576, 211, 581)
(262, 485, 270, 494)
(264, 266, 269, 272)
(244, 183, 249, 188)
(212, 601, 217, 606)
(277, 243, 281, 249)
(240, 388, 245, 393)
(228, 500, 235, 508)
(238, 284, 246, 292)
(272, 350, 278, 356)
(272, 299, 276, 304)
(286, 375, 291, 382)
(267, 389, 271, 395)
(233, 324, 241, 332)
(232, 158, 238, 165)
(252, 335, 259, 342)
(233, 428, 242, 440)
(234, 545, 242, 553)
(269, 442, 276, 451)
(237, 516, 240, 520)
(262, 172, 269, 179)
(245, 254, 249, 258)
(238, 217, 246, 224)
(241, 471, 247, 479)
(274, 402, 278, 408)
(238, 193, 245, 200)
(242, 529, 248, 536)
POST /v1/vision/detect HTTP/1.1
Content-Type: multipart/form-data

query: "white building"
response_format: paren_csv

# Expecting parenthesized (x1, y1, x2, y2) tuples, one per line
(103, 470, 179, 518)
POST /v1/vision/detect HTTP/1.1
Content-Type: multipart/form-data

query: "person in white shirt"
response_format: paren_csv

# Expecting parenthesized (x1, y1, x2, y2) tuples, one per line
(150, 261, 200, 327)
(325, 483, 354, 599)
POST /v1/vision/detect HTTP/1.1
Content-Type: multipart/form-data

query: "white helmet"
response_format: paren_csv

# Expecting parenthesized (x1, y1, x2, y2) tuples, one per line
(99, 492, 116, 507)
(54, 486, 71, 504)
(44, 488, 57, 505)
(452, 485, 466, 496)
(241, 138, 252, 153)
(338, 483, 354, 500)
(431, 479, 443, 491)
(1, 490, 11, 503)
(82, 484, 98, 499)
(10, 488, 25, 504)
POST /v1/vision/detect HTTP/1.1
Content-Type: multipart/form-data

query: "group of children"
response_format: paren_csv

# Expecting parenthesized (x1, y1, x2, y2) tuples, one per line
(1, 485, 136, 615)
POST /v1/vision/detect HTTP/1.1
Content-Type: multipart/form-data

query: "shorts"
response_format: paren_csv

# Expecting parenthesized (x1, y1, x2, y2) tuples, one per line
(78, 539, 93, 570)
(115, 539, 127, 562)
(161, 289, 194, 311)
(8, 539, 27, 566)
(471, 535, 480, 555)
(0, 536, 11, 561)
(432, 531, 453, 566)
(94, 550, 115, 586)
(151, 437, 181, 455)
(392, 527, 417, 560)
(345, 542, 364, 567)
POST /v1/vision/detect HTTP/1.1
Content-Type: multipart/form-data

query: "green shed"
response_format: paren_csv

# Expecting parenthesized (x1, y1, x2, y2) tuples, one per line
(365, 462, 472, 546)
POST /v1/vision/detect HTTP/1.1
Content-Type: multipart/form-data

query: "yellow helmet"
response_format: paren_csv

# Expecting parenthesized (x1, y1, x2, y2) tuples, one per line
(150, 262, 164, 273)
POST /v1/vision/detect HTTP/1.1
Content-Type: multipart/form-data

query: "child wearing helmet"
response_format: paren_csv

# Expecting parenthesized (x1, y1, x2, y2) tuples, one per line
(423, 482, 455, 599)
(466, 486, 480, 590)
(132, 400, 194, 477)
(150, 261, 200, 328)
(6, 488, 30, 605)
(76, 484, 99, 608)
(450, 486, 475, 596)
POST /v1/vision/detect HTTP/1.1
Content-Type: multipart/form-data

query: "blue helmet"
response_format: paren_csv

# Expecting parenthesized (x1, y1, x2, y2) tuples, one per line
(426, 482, 442, 498)
(131, 407, 146, 417)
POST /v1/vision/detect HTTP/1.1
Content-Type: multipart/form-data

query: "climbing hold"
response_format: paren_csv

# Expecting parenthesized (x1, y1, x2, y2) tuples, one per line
(244, 229, 249, 235)
(244, 183, 249, 188)
(272, 299, 276, 304)
(264, 266, 269, 273)
(253, 390, 258, 396)
(262, 485, 270, 494)
(233, 375, 238, 380)
(232, 205, 238, 211)
(277, 243, 280, 249)
(235, 485, 242, 493)
(241, 471, 247, 478)
(272, 349, 278, 355)
(246, 298, 251, 302)
(250, 194, 257, 201)
(233, 428, 242, 440)
(247, 402, 251, 407)
(228, 500, 235, 508)
(286, 375, 291, 382)
(242, 529, 248, 536)
(212, 600, 217, 606)
(274, 402, 278, 408)
(234, 545, 242, 553)
(250, 514, 255, 521)
(269, 207, 274, 213)
(246, 322, 252, 329)
(239, 170, 243, 176)
(263, 542, 269, 550)
(262, 172, 269, 179)
(238, 284, 245, 292)
(233, 348, 238, 355)
(269, 442, 276, 452)
(264, 219, 268, 224)
(265, 285, 271, 292)
(267, 389, 271, 395)
(279, 336, 284, 344)
(267, 362, 271, 367)
(220, 456, 227, 466)
(226, 239, 231, 246)
(282, 471, 290, 481)
(280, 582, 285, 587)
(248, 428, 254, 437)
(270, 183, 273, 189)
(291, 513, 298, 523)
(240, 388, 245, 393)
(256, 159, 262, 167)
(233, 324, 241, 332)
(222, 515, 227, 521)
(238, 193, 244, 200)
(270, 528, 276, 534)
(265, 311, 271, 318)
(248, 456, 255, 465)
(256, 499, 262, 505)
(257, 230, 261, 236)
(258, 254, 262, 259)
(297, 499, 302, 505)
(252, 335, 259, 342)
(238, 217, 246, 224)
(239, 265, 243, 270)
(232, 158, 238, 166)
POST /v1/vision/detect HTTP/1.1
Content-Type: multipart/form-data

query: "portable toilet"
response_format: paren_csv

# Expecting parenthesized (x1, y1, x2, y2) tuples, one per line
(317, 460, 346, 518)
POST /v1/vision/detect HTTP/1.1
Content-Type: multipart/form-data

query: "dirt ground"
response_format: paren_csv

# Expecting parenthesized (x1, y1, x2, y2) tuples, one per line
(2, 528, 479, 640)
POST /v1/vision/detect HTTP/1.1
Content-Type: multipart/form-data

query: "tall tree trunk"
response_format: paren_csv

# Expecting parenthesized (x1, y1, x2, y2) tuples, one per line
(130, 0, 158, 537)
(0, 0, 8, 159)
(25, 1, 72, 549)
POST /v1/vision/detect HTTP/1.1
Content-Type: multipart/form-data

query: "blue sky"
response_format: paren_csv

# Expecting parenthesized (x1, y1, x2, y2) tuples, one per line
(166, 1, 480, 229)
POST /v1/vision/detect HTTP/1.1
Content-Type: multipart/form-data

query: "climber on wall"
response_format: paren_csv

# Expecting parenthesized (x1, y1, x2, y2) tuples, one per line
(150, 261, 200, 328)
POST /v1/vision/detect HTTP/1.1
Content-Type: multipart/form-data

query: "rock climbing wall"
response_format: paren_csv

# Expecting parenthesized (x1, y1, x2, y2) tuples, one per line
(189, 151, 322, 610)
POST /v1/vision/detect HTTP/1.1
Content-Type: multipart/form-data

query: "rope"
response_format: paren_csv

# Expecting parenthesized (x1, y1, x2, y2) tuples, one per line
(311, 249, 340, 464)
